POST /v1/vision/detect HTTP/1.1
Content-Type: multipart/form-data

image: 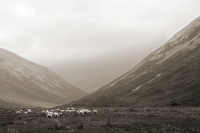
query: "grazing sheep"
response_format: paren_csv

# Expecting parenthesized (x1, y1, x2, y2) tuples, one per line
(66, 107, 76, 113)
(61, 110, 65, 113)
(47, 113, 53, 118)
(93, 110, 97, 113)
(70, 107, 75, 110)
(57, 109, 61, 112)
(24, 111, 28, 114)
(83, 109, 90, 114)
(71, 109, 75, 113)
(45, 110, 49, 114)
(16, 111, 21, 114)
(59, 112, 62, 117)
(77, 110, 80, 114)
(80, 111, 85, 115)
(27, 109, 32, 113)
(42, 110, 45, 116)
(85, 109, 91, 114)
(53, 112, 59, 118)
(87, 110, 91, 114)
(77, 110, 84, 115)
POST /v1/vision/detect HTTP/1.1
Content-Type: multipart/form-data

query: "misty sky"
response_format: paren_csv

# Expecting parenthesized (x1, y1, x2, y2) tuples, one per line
(0, 0, 200, 93)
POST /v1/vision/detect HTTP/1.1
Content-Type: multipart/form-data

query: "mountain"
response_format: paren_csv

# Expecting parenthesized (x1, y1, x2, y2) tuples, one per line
(0, 48, 87, 108)
(69, 16, 200, 107)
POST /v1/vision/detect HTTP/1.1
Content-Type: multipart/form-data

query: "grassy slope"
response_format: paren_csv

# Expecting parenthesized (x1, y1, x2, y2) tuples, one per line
(68, 17, 200, 107)
(0, 100, 29, 108)
(0, 48, 87, 108)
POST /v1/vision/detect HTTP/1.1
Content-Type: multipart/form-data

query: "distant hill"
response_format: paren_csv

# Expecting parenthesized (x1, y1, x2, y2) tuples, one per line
(69, 16, 200, 107)
(0, 100, 26, 108)
(0, 48, 87, 108)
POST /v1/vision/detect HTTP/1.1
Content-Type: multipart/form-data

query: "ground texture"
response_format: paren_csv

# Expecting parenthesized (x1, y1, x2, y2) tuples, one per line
(0, 107, 200, 133)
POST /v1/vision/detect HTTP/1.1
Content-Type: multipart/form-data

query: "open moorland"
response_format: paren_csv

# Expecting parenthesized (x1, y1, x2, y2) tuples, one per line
(0, 107, 200, 133)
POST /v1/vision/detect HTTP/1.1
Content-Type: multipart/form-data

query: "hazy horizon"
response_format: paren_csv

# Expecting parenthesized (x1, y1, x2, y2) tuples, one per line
(0, 0, 200, 92)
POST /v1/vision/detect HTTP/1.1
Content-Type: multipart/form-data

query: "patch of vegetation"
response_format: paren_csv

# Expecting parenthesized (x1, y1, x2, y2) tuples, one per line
(7, 127, 18, 133)
(0, 107, 199, 132)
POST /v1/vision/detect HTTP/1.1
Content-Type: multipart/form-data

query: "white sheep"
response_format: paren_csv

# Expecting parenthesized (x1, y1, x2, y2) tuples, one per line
(85, 109, 91, 114)
(53, 112, 59, 117)
(27, 109, 32, 113)
(59, 112, 62, 117)
(61, 110, 65, 113)
(16, 111, 21, 114)
(45, 110, 49, 114)
(41, 110, 45, 116)
(70, 107, 75, 110)
(77, 110, 84, 115)
(71, 109, 75, 113)
(47, 113, 53, 118)
(83, 109, 90, 114)
(93, 110, 97, 113)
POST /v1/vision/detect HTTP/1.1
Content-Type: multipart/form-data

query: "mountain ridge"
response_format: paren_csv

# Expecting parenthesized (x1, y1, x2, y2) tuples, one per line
(68, 16, 200, 107)
(0, 48, 87, 108)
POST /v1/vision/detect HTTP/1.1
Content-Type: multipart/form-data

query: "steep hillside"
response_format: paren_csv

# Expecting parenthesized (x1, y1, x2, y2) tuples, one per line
(69, 16, 200, 107)
(0, 48, 86, 108)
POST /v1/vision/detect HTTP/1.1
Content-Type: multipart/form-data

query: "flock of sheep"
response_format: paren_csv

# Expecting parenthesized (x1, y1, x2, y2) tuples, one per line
(15, 107, 98, 119)
(16, 109, 31, 114)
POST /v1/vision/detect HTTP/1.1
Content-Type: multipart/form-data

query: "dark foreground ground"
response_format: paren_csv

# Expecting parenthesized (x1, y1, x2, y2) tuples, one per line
(0, 107, 200, 133)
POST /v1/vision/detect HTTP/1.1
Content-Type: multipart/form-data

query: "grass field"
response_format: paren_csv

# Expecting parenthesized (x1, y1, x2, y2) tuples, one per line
(0, 107, 200, 133)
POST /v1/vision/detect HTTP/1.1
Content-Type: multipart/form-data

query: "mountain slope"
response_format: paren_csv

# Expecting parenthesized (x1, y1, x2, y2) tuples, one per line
(0, 48, 87, 108)
(69, 16, 200, 107)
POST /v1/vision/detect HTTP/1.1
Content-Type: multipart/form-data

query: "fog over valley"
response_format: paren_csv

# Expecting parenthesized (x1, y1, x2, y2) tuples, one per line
(0, 0, 200, 92)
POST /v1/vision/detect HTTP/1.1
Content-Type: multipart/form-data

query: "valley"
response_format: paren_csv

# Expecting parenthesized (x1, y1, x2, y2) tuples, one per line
(0, 1, 199, 132)
(0, 107, 200, 133)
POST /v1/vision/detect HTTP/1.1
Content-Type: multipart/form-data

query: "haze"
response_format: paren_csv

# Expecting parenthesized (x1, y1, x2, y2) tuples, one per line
(0, 0, 200, 93)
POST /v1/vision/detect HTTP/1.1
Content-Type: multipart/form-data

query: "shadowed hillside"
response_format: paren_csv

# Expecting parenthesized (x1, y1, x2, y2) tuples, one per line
(0, 48, 87, 108)
(69, 16, 200, 107)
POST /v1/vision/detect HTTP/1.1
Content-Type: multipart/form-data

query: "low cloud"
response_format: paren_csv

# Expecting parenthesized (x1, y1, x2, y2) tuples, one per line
(0, 0, 200, 92)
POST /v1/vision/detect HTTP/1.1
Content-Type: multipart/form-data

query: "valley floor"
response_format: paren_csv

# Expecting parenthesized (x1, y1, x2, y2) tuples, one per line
(0, 107, 200, 133)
